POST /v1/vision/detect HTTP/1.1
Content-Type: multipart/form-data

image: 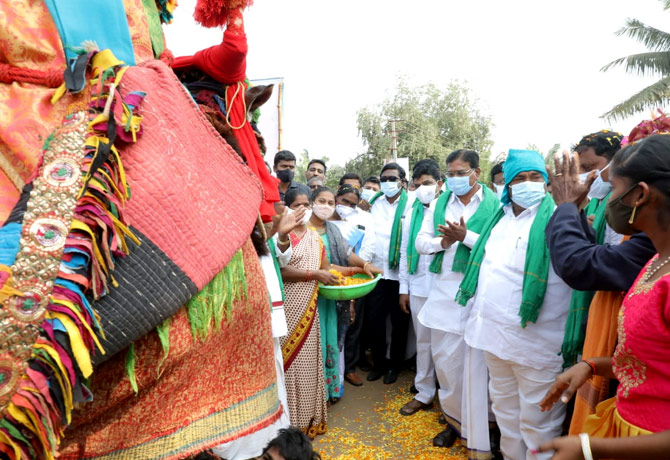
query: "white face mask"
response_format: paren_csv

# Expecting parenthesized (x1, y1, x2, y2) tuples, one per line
(587, 162, 612, 200)
(312, 204, 335, 220)
(380, 181, 400, 197)
(336, 204, 357, 220)
(360, 188, 376, 202)
(493, 183, 505, 200)
(415, 184, 437, 204)
(509, 181, 546, 209)
(287, 207, 312, 225)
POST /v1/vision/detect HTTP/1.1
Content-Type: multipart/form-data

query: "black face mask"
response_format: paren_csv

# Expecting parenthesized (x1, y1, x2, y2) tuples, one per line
(605, 183, 641, 235)
(276, 169, 294, 183)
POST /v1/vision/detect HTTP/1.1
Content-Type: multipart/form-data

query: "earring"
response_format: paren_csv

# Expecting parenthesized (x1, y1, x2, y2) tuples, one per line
(628, 205, 638, 224)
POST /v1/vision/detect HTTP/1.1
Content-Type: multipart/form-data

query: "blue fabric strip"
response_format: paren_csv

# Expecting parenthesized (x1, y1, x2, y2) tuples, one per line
(0, 222, 21, 266)
(44, 0, 136, 66)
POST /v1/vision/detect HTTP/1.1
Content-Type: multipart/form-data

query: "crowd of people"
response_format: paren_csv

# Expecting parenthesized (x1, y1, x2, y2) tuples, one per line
(252, 120, 670, 460)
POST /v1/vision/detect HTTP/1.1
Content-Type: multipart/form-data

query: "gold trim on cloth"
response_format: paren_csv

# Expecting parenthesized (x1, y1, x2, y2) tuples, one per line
(91, 384, 281, 460)
(0, 111, 88, 408)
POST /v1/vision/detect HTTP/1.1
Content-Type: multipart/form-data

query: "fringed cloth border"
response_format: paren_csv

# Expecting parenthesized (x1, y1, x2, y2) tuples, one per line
(0, 49, 144, 460)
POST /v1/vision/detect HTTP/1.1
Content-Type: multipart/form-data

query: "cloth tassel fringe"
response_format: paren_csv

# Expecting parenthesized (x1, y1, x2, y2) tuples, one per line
(186, 250, 248, 342)
(0, 50, 143, 460)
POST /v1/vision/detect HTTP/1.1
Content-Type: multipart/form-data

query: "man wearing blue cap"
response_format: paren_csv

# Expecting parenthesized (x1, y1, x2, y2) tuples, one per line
(457, 149, 572, 460)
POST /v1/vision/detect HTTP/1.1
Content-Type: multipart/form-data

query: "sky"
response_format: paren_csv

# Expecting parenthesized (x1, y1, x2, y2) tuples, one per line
(164, 0, 667, 166)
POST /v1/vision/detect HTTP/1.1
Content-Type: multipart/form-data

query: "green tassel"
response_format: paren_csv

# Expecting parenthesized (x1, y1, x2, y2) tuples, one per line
(186, 249, 248, 341)
(156, 318, 171, 376)
(125, 343, 138, 394)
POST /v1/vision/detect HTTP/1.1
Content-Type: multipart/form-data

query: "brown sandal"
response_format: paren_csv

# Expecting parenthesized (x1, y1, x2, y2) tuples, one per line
(399, 398, 433, 416)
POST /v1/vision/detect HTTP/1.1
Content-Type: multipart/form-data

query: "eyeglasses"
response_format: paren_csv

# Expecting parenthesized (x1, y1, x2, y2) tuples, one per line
(445, 169, 473, 178)
(379, 176, 400, 183)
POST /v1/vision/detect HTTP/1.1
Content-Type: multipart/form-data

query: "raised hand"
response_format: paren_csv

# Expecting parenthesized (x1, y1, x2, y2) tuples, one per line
(549, 150, 595, 207)
(277, 207, 305, 238)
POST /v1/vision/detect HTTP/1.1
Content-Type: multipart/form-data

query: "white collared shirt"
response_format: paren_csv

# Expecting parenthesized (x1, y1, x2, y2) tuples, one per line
(371, 193, 411, 281)
(415, 187, 485, 334)
(398, 203, 432, 298)
(464, 203, 572, 372)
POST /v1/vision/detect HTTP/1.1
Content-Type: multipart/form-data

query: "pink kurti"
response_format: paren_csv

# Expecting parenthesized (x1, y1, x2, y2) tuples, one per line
(614, 255, 670, 432)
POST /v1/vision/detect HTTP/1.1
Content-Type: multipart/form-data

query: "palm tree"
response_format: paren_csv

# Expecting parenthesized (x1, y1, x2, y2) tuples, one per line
(602, 0, 670, 121)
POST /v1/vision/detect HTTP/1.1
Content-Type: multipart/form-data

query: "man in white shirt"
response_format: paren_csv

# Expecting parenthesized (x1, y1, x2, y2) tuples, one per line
(414, 150, 500, 456)
(397, 160, 442, 415)
(366, 162, 412, 384)
(462, 149, 571, 460)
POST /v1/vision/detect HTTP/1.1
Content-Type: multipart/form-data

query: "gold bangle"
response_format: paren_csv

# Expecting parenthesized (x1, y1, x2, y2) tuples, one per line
(363, 262, 370, 271)
(277, 237, 290, 245)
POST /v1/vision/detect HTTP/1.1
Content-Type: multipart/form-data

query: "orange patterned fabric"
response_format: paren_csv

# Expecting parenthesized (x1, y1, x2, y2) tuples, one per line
(0, 0, 160, 223)
(60, 238, 281, 459)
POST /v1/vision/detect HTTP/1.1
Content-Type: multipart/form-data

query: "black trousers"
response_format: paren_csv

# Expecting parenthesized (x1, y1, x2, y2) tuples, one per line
(366, 278, 409, 372)
(344, 296, 366, 374)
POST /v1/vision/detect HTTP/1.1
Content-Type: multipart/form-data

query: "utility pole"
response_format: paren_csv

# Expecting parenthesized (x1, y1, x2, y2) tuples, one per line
(388, 119, 403, 160)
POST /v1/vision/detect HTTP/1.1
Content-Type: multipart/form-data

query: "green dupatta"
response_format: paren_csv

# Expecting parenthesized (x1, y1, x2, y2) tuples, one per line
(369, 189, 408, 270)
(560, 193, 611, 367)
(429, 184, 500, 274)
(456, 193, 555, 327)
(406, 199, 425, 274)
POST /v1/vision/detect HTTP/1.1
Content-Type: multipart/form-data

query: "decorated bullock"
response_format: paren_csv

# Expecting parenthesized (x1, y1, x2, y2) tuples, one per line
(0, 0, 284, 458)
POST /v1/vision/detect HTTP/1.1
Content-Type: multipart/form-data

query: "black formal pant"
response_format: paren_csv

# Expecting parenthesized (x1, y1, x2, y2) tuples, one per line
(366, 278, 409, 373)
(344, 296, 366, 374)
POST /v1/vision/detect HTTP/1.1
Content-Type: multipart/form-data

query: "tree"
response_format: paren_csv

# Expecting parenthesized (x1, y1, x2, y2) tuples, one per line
(346, 78, 494, 181)
(602, 0, 670, 120)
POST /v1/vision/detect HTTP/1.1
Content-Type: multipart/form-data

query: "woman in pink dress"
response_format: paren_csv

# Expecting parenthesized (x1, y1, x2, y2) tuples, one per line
(539, 134, 670, 459)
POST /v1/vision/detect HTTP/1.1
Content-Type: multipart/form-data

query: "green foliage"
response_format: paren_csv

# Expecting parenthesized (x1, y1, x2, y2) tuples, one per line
(602, 4, 670, 121)
(346, 78, 494, 180)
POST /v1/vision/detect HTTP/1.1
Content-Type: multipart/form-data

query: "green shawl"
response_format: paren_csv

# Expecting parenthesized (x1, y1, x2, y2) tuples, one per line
(429, 184, 500, 274)
(560, 193, 611, 367)
(406, 199, 425, 274)
(456, 193, 555, 327)
(369, 189, 408, 270)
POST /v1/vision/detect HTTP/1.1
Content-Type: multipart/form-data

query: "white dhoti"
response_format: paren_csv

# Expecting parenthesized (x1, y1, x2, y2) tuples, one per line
(432, 329, 492, 459)
(485, 352, 566, 460)
(409, 295, 435, 404)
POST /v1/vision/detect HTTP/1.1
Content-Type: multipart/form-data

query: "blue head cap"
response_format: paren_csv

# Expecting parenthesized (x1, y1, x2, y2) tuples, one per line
(500, 149, 548, 205)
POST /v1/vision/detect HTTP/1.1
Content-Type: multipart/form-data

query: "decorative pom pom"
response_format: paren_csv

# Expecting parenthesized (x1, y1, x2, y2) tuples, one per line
(193, 0, 252, 28)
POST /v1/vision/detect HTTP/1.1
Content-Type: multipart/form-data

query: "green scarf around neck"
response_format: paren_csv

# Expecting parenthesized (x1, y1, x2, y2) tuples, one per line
(560, 193, 611, 367)
(429, 184, 500, 274)
(370, 189, 408, 270)
(407, 199, 426, 275)
(456, 193, 555, 327)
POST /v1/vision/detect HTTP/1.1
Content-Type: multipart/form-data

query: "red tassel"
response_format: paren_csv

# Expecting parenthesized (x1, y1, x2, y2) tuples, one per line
(193, 0, 252, 28)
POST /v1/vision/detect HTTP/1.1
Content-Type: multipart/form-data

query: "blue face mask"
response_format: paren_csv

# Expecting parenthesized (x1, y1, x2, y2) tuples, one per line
(447, 175, 474, 196)
(380, 181, 400, 197)
(360, 188, 377, 202)
(509, 181, 546, 209)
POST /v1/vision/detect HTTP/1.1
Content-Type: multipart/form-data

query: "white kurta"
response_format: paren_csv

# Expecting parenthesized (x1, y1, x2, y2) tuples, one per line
(464, 202, 571, 460)
(415, 188, 482, 334)
(414, 188, 494, 458)
(370, 194, 411, 281)
(398, 204, 435, 404)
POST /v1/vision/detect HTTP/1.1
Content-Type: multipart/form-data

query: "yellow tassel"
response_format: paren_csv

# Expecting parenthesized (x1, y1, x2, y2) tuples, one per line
(33, 343, 73, 420)
(0, 265, 24, 302)
(50, 83, 67, 105)
(50, 312, 93, 378)
(51, 299, 105, 354)
(0, 428, 23, 459)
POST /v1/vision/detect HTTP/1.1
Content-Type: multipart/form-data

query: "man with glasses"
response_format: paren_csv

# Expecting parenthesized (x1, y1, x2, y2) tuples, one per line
(365, 162, 412, 384)
(415, 149, 500, 455)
